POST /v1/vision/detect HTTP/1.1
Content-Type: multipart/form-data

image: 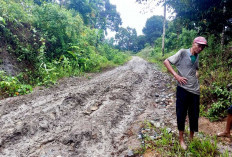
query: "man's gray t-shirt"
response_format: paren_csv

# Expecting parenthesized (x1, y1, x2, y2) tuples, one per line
(168, 49, 200, 95)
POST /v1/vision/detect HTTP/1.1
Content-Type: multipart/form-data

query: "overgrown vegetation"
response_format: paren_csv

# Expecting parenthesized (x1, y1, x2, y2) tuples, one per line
(0, 71, 32, 97)
(0, 0, 129, 98)
(134, 121, 229, 157)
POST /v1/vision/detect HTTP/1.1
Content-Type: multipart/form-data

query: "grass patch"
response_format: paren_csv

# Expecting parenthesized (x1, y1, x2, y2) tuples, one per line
(133, 121, 221, 157)
(137, 46, 176, 72)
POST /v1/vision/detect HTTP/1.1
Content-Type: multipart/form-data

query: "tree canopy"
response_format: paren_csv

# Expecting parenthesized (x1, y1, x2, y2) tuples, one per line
(136, 0, 232, 42)
(115, 27, 138, 51)
(66, 0, 122, 32)
(142, 15, 164, 45)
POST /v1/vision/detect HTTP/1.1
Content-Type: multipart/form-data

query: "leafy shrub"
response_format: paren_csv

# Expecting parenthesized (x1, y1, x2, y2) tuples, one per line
(0, 71, 32, 97)
(199, 37, 232, 120)
(85, 52, 109, 72)
(98, 44, 129, 65)
(207, 84, 232, 121)
(33, 3, 84, 59)
(152, 27, 197, 54)
(177, 28, 197, 49)
(0, 0, 34, 24)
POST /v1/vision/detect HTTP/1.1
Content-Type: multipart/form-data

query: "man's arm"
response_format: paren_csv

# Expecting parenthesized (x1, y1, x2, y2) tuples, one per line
(163, 59, 188, 85)
(196, 70, 199, 78)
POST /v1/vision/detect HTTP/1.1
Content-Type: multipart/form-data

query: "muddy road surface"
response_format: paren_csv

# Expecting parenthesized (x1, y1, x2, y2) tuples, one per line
(0, 57, 176, 157)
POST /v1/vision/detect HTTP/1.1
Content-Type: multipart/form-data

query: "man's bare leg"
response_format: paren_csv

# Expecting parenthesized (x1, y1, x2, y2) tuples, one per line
(217, 114, 232, 137)
(179, 131, 187, 150)
(190, 131, 194, 141)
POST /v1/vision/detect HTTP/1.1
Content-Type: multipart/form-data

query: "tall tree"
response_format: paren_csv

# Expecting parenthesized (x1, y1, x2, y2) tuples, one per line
(162, 0, 166, 56)
(66, 0, 122, 32)
(137, 35, 147, 51)
(65, 0, 92, 24)
(142, 15, 164, 46)
(94, 0, 122, 32)
(137, 0, 232, 44)
(33, 0, 56, 5)
(115, 27, 138, 51)
(143, 0, 232, 41)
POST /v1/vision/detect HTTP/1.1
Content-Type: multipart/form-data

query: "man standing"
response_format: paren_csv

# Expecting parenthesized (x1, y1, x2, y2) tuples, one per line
(163, 37, 207, 150)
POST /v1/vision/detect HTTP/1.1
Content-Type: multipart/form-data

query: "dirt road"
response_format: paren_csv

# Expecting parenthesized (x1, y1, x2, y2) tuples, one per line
(0, 57, 177, 156)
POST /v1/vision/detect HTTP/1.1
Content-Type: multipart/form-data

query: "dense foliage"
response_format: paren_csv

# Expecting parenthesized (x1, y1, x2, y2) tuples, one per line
(66, 0, 122, 32)
(142, 15, 164, 46)
(0, 0, 129, 98)
(115, 27, 138, 52)
(136, 0, 232, 43)
(113, 15, 165, 52)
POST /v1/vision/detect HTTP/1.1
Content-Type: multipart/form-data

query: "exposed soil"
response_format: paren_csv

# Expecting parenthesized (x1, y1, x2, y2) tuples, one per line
(0, 56, 230, 157)
(0, 46, 25, 76)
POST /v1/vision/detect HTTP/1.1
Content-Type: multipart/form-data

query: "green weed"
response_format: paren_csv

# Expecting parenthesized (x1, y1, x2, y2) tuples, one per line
(134, 121, 220, 157)
(0, 71, 32, 98)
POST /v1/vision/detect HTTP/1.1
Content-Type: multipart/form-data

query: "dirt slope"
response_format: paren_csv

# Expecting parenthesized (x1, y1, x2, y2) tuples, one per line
(0, 56, 229, 157)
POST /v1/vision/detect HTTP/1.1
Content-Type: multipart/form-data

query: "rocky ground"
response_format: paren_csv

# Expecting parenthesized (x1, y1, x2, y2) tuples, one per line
(0, 56, 231, 157)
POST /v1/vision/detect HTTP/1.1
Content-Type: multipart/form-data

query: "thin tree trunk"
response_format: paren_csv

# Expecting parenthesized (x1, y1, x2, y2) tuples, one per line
(221, 26, 225, 50)
(162, 0, 166, 56)
(221, 0, 226, 51)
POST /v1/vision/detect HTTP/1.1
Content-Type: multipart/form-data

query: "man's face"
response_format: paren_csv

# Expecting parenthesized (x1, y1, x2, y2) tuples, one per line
(192, 43, 206, 54)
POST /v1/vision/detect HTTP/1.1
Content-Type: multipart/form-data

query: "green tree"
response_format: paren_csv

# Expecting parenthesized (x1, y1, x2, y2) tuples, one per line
(33, 3, 84, 59)
(137, 35, 146, 51)
(115, 27, 138, 51)
(94, 0, 122, 32)
(33, 0, 55, 5)
(142, 15, 164, 46)
(137, 0, 232, 43)
(66, 0, 91, 25)
(66, 0, 122, 32)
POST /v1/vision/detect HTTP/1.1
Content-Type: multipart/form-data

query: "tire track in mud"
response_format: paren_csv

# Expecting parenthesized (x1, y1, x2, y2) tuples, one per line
(0, 57, 175, 157)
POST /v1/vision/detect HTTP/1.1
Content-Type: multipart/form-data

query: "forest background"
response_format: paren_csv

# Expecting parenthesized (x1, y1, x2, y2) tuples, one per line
(0, 0, 231, 121)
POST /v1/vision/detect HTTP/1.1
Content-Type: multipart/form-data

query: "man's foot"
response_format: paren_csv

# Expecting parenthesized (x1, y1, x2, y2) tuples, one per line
(189, 137, 193, 141)
(180, 141, 187, 150)
(217, 132, 230, 138)
(190, 131, 194, 141)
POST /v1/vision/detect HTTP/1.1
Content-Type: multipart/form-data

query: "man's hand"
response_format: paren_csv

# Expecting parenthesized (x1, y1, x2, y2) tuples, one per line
(175, 74, 188, 85)
(163, 59, 188, 85)
(196, 71, 199, 78)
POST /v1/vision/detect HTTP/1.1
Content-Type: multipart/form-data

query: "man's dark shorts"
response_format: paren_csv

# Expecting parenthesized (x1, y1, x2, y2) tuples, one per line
(228, 105, 232, 114)
(176, 86, 200, 132)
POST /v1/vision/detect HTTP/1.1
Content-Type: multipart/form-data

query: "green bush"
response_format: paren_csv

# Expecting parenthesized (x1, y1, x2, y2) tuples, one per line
(199, 37, 232, 120)
(0, 71, 32, 97)
(206, 84, 232, 121)
(33, 3, 84, 59)
(152, 28, 197, 54)
(0, 0, 34, 24)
